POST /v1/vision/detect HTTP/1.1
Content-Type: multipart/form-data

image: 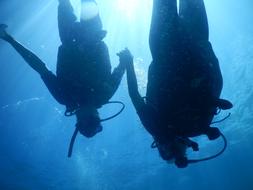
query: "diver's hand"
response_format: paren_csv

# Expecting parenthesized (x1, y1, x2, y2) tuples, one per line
(117, 48, 133, 67)
(0, 24, 8, 39)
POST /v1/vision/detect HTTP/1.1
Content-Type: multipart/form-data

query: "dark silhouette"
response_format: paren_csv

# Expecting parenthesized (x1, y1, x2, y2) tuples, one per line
(123, 0, 232, 168)
(0, 0, 126, 140)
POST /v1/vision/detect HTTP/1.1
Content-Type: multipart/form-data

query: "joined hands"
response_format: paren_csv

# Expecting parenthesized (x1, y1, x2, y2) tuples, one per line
(117, 48, 133, 67)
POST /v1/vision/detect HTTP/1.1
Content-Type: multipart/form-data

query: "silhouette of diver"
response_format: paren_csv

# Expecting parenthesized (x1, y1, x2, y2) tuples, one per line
(122, 0, 233, 168)
(0, 0, 126, 146)
(56, 0, 127, 138)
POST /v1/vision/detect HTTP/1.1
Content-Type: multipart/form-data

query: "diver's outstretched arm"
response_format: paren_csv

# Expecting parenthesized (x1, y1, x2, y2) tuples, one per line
(120, 49, 144, 110)
(0, 25, 68, 105)
(99, 56, 126, 103)
(0, 25, 49, 75)
(58, 0, 77, 44)
(94, 43, 126, 103)
(105, 58, 126, 101)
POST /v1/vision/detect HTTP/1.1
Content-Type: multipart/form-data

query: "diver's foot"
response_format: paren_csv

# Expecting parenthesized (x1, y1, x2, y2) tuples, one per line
(175, 156, 188, 168)
(216, 99, 233, 110)
(206, 127, 221, 140)
(0, 24, 8, 39)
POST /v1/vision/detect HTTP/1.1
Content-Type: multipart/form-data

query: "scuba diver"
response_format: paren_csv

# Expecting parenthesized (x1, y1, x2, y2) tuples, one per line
(122, 0, 233, 168)
(0, 0, 127, 156)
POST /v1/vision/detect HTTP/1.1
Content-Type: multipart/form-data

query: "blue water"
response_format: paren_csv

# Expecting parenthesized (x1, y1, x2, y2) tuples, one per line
(0, 0, 253, 189)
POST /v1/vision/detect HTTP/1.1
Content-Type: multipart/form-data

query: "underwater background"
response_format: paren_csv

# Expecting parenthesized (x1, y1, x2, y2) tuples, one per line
(0, 0, 253, 189)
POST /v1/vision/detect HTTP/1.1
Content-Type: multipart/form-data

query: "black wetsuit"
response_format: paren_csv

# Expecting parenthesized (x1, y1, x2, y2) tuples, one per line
(54, 0, 125, 109)
(127, 0, 223, 142)
(3, 0, 125, 111)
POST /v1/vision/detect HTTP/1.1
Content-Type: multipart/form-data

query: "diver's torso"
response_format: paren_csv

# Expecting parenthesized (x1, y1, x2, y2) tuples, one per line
(146, 39, 223, 136)
(56, 41, 111, 107)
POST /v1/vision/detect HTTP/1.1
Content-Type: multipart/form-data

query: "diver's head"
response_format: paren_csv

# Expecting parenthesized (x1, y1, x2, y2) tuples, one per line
(77, 0, 107, 43)
(75, 106, 102, 138)
(157, 138, 188, 168)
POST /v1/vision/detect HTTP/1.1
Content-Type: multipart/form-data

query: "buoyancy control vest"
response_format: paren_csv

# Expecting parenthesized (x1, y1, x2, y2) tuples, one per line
(56, 40, 112, 109)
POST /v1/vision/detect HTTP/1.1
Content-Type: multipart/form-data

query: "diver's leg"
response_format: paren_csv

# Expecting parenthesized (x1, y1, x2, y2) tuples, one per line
(58, 0, 77, 44)
(147, 0, 181, 108)
(149, 0, 179, 61)
(179, 0, 209, 42)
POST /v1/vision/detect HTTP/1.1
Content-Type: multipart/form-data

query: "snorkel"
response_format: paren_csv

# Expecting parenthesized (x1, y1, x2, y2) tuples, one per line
(67, 101, 125, 157)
